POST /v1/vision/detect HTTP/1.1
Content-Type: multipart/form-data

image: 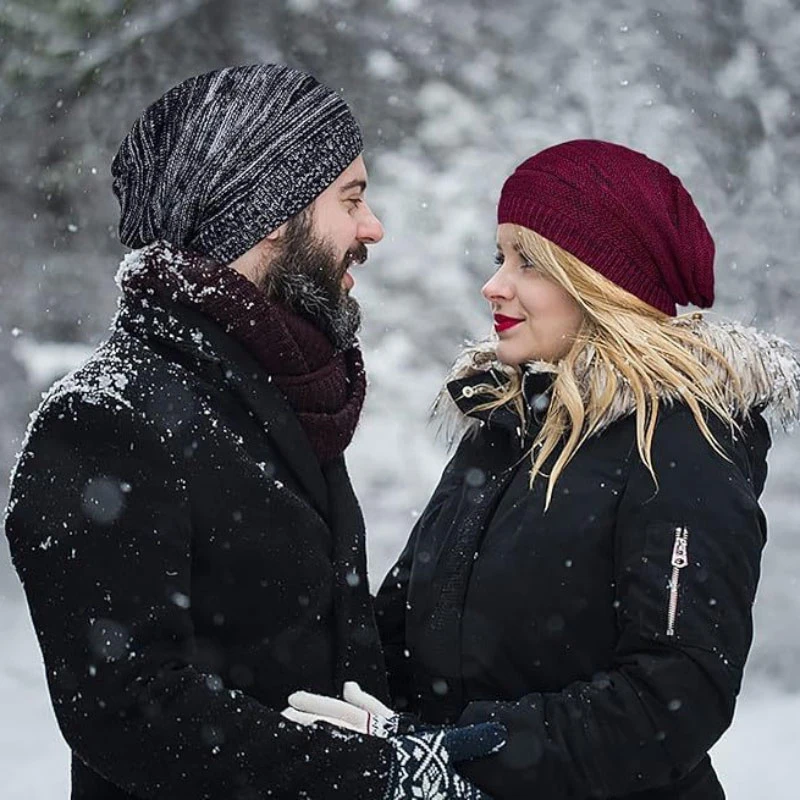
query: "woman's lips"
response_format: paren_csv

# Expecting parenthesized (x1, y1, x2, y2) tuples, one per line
(494, 314, 524, 333)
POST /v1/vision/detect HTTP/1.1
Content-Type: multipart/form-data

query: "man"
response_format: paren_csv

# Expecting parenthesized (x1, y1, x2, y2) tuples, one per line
(5, 65, 500, 799)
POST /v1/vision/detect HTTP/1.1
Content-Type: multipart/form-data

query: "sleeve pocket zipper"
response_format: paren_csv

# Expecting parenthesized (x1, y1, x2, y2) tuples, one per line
(666, 526, 689, 637)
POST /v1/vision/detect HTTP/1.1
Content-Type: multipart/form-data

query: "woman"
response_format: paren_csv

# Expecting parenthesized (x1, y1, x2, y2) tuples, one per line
(286, 140, 800, 799)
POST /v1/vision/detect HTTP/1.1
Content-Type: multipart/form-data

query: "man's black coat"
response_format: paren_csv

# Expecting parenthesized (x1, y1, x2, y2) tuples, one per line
(6, 294, 392, 799)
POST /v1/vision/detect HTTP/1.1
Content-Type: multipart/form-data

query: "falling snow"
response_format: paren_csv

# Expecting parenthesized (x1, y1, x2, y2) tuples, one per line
(2, 2, 800, 797)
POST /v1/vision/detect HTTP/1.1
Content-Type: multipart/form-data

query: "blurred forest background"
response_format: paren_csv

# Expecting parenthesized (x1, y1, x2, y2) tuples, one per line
(1, 0, 799, 796)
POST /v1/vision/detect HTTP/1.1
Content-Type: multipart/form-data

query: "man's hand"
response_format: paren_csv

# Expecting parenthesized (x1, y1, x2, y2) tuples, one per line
(282, 681, 403, 737)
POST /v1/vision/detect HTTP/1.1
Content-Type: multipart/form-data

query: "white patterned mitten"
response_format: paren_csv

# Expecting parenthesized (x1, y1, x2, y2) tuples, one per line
(385, 722, 505, 800)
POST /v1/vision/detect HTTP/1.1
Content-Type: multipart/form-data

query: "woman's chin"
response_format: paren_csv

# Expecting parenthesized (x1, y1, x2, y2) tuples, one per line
(495, 341, 535, 366)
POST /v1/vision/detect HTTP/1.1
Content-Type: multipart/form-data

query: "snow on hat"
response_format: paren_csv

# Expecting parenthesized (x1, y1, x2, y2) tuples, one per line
(112, 64, 363, 264)
(497, 139, 715, 316)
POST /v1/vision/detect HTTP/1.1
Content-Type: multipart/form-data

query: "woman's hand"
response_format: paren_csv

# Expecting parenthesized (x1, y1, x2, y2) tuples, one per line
(281, 680, 403, 737)
(386, 724, 505, 799)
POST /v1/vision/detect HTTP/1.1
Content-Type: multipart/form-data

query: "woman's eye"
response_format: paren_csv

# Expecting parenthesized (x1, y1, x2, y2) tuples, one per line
(494, 251, 537, 271)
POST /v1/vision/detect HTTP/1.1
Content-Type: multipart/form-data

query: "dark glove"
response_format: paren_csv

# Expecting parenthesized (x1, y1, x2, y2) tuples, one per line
(385, 722, 506, 799)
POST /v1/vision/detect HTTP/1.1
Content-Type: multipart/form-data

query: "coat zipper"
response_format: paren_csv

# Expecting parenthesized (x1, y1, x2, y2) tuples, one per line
(666, 526, 689, 637)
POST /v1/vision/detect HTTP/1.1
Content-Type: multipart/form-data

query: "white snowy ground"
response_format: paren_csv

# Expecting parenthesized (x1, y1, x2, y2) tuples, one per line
(1, 582, 798, 798)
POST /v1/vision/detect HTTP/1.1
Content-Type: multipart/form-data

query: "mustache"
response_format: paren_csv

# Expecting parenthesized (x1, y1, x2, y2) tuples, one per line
(345, 243, 369, 267)
(334, 243, 369, 282)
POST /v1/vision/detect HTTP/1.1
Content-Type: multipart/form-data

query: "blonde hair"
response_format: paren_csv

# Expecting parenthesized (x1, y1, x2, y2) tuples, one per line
(471, 225, 745, 510)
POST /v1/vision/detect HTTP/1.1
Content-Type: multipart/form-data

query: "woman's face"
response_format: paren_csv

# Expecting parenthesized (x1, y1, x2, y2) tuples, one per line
(482, 224, 585, 365)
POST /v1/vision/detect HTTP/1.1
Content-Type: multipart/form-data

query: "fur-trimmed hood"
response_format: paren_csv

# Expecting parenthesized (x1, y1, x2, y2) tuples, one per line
(435, 314, 800, 438)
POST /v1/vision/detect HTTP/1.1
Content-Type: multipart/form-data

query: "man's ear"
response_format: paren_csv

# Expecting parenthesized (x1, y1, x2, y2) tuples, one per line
(266, 220, 289, 241)
(230, 234, 275, 283)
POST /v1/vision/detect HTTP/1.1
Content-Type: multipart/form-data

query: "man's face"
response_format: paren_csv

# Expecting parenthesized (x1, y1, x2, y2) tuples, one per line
(311, 154, 384, 291)
(254, 155, 384, 350)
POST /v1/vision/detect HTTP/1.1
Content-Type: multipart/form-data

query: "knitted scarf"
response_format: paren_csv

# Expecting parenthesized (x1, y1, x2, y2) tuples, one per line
(118, 240, 366, 464)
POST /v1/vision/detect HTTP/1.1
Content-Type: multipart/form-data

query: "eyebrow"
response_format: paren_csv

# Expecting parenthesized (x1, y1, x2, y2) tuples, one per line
(339, 179, 367, 194)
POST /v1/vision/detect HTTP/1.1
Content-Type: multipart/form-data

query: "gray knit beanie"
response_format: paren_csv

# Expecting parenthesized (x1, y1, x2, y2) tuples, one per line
(111, 64, 363, 264)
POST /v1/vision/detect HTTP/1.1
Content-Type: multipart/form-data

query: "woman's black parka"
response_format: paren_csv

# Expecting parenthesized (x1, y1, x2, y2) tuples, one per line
(375, 318, 798, 800)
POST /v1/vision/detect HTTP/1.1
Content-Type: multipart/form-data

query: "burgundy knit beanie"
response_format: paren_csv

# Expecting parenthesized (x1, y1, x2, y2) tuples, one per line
(497, 139, 715, 316)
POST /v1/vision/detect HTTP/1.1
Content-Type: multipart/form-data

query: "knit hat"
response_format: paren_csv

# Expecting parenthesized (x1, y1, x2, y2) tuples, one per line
(112, 64, 363, 264)
(497, 139, 715, 316)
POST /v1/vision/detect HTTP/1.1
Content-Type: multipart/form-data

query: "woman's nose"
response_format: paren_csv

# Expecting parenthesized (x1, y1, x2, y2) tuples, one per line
(482, 270, 514, 303)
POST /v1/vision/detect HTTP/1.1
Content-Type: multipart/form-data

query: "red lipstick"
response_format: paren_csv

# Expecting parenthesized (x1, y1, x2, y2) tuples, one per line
(494, 314, 524, 333)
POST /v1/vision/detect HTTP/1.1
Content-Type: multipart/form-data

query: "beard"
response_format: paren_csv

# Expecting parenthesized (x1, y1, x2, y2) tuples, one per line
(256, 209, 366, 351)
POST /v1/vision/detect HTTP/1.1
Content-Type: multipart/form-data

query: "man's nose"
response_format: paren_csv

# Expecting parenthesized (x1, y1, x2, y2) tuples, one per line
(358, 205, 384, 244)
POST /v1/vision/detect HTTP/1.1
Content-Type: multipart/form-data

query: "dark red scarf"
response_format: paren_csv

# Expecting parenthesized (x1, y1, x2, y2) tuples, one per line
(119, 241, 366, 464)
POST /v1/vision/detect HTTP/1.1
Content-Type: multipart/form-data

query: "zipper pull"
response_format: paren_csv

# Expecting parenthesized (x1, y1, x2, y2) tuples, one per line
(666, 526, 690, 637)
(671, 526, 689, 569)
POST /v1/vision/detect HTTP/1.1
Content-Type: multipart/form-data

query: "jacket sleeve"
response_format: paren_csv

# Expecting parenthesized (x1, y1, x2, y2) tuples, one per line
(457, 407, 770, 799)
(5, 390, 391, 800)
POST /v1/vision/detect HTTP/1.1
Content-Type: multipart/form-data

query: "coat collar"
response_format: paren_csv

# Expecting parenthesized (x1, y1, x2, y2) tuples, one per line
(115, 294, 330, 519)
(438, 314, 800, 438)
(446, 369, 555, 439)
